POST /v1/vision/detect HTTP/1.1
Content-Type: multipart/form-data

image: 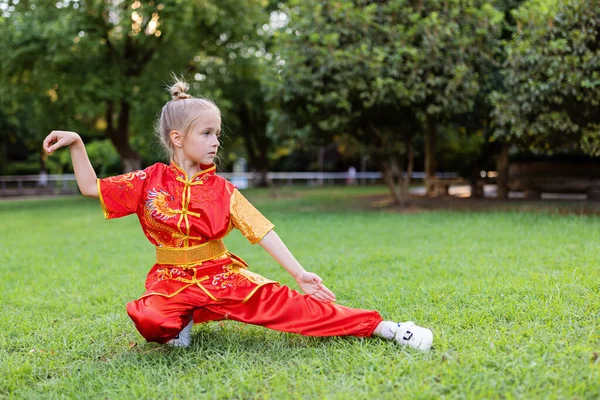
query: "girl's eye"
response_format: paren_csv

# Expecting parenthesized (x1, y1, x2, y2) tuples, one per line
(203, 131, 210, 136)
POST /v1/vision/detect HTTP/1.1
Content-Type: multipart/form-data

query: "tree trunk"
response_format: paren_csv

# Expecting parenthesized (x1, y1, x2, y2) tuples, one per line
(424, 116, 438, 197)
(468, 131, 502, 199)
(496, 141, 510, 199)
(238, 102, 270, 187)
(253, 141, 270, 187)
(105, 100, 141, 173)
(381, 155, 409, 206)
(470, 175, 484, 198)
(399, 142, 414, 201)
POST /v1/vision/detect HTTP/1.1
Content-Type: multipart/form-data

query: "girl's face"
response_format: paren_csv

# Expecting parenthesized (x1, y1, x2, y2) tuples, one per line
(181, 109, 221, 166)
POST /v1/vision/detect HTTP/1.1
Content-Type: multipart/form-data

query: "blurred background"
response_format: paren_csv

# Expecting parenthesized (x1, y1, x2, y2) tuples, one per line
(1, 0, 599, 204)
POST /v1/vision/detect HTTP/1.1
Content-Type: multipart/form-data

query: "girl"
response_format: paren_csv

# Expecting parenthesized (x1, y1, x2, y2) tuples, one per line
(42, 79, 433, 351)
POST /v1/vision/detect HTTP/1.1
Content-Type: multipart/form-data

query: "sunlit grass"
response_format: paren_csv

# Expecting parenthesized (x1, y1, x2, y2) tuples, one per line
(1, 186, 599, 399)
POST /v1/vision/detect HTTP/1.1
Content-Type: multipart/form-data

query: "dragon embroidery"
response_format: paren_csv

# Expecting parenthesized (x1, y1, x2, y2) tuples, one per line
(146, 189, 179, 221)
(143, 189, 185, 247)
(107, 170, 147, 189)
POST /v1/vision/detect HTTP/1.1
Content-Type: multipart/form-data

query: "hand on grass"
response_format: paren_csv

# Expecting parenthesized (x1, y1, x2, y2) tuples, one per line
(43, 130, 81, 155)
(295, 271, 336, 303)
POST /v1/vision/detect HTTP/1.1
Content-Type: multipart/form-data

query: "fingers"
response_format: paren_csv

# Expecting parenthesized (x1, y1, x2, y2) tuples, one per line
(46, 137, 66, 154)
(43, 132, 58, 154)
(303, 273, 336, 302)
(310, 286, 336, 303)
(43, 131, 64, 154)
(43, 130, 76, 154)
(43, 131, 70, 154)
(319, 284, 336, 301)
(311, 292, 329, 302)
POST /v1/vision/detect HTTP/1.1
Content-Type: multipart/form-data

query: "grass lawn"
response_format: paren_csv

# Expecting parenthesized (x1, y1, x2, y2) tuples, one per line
(1, 186, 599, 399)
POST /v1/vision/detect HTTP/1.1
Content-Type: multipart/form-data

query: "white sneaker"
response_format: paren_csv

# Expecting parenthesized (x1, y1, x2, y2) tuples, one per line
(393, 321, 433, 352)
(167, 319, 193, 348)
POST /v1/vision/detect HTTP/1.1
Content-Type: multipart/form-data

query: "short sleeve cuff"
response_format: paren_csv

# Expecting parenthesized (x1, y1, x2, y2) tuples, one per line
(230, 188, 275, 244)
(251, 223, 275, 245)
(97, 178, 110, 219)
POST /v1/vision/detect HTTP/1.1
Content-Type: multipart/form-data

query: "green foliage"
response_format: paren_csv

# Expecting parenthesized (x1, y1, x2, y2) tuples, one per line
(0, 0, 269, 171)
(269, 0, 503, 164)
(491, 0, 600, 155)
(1, 188, 599, 398)
(190, 7, 276, 173)
(437, 127, 488, 176)
(2, 0, 600, 178)
(85, 139, 121, 176)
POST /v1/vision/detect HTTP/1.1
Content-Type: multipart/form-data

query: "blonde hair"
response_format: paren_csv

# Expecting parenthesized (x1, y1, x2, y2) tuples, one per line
(155, 76, 221, 158)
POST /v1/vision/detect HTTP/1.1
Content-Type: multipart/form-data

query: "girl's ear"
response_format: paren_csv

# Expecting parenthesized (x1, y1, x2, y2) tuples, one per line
(170, 130, 183, 148)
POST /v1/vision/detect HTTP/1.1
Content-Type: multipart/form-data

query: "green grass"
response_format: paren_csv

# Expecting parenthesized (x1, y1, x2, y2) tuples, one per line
(1, 186, 599, 399)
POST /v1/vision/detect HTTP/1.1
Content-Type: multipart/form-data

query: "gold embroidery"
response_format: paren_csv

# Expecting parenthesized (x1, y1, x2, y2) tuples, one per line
(143, 202, 184, 248)
(168, 161, 217, 247)
(236, 265, 276, 285)
(231, 262, 278, 303)
(230, 189, 274, 244)
(210, 262, 276, 299)
(138, 285, 193, 300)
(175, 177, 206, 247)
(185, 181, 192, 245)
(156, 267, 173, 281)
(146, 189, 179, 220)
(138, 275, 216, 301)
(243, 283, 274, 303)
(106, 170, 147, 189)
(211, 265, 248, 289)
(194, 282, 220, 301)
(170, 161, 216, 181)
(172, 233, 204, 241)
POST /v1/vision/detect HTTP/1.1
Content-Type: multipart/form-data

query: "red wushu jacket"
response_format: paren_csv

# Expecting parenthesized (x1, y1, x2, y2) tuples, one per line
(97, 162, 276, 303)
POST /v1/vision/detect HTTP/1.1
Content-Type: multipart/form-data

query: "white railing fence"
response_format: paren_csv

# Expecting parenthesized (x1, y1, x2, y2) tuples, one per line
(0, 171, 458, 197)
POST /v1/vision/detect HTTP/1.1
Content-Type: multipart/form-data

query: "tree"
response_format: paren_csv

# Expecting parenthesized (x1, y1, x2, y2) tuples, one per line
(267, 1, 409, 203)
(0, 0, 267, 173)
(269, 0, 503, 203)
(189, 10, 275, 185)
(453, 0, 527, 199)
(394, 1, 503, 196)
(491, 0, 600, 157)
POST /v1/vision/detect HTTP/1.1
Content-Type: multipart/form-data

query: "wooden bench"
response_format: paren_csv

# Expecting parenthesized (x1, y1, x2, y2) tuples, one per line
(509, 161, 600, 200)
(426, 177, 469, 197)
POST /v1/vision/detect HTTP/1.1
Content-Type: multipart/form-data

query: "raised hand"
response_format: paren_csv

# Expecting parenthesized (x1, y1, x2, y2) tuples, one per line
(41, 130, 98, 197)
(43, 130, 81, 155)
(295, 271, 336, 303)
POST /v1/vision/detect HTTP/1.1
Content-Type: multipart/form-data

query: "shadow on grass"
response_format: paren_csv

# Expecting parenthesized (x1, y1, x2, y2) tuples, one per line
(119, 321, 387, 368)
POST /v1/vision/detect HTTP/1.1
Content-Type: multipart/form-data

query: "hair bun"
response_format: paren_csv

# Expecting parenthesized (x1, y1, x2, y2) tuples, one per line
(169, 79, 192, 100)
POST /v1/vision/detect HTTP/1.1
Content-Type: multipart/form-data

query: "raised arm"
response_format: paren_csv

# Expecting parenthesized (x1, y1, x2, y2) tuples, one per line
(42, 130, 98, 198)
(259, 230, 336, 303)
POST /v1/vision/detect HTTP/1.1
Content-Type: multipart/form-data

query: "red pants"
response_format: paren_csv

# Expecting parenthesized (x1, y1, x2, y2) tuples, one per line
(127, 283, 382, 344)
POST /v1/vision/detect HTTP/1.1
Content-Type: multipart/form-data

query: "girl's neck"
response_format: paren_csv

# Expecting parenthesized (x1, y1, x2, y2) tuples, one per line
(172, 156, 200, 178)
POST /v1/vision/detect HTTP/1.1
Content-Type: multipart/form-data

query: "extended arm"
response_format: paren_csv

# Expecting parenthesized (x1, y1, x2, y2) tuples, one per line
(42, 130, 98, 198)
(259, 230, 336, 303)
